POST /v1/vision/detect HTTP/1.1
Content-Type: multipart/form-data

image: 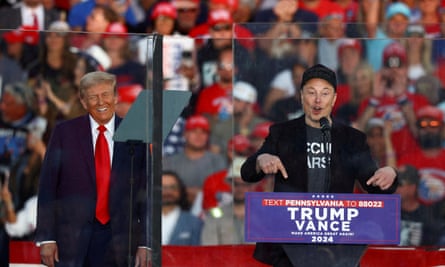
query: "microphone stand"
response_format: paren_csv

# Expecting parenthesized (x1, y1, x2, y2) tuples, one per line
(126, 140, 140, 267)
(320, 118, 331, 193)
(322, 129, 331, 193)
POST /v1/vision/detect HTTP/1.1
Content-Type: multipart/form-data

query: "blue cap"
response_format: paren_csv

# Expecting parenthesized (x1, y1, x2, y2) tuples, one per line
(385, 2, 411, 20)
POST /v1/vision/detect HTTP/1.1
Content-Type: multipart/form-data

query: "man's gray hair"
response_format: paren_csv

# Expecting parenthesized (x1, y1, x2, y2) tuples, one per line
(79, 71, 117, 98)
(3, 82, 35, 109)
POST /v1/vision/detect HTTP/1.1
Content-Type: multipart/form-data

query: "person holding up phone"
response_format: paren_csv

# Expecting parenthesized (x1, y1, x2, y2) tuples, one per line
(356, 42, 430, 161)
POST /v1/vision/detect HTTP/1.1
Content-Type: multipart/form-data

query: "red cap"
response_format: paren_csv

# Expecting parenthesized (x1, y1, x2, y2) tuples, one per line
(208, 9, 233, 26)
(250, 121, 273, 139)
(338, 39, 361, 56)
(19, 25, 39, 45)
(104, 22, 128, 38)
(383, 42, 407, 68)
(320, 5, 345, 21)
(185, 115, 210, 132)
(210, 0, 239, 12)
(118, 84, 143, 103)
(3, 30, 24, 44)
(152, 2, 177, 20)
(416, 105, 444, 121)
(227, 134, 251, 155)
(171, 0, 199, 9)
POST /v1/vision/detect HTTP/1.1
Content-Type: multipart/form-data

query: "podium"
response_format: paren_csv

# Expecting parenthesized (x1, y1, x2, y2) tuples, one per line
(245, 192, 401, 267)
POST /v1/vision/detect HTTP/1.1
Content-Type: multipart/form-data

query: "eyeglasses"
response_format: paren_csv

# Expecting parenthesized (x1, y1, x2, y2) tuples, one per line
(162, 185, 179, 191)
(418, 120, 442, 128)
(211, 24, 232, 32)
(218, 62, 233, 71)
(46, 32, 67, 38)
(177, 8, 198, 13)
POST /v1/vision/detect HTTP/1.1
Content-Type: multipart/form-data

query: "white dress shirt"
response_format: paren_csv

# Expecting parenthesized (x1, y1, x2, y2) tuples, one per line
(162, 207, 180, 245)
(21, 4, 44, 30)
(90, 115, 115, 166)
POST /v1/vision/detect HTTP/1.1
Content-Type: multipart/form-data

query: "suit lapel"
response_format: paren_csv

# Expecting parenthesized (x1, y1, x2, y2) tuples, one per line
(284, 118, 308, 165)
(111, 116, 123, 169)
(77, 115, 96, 182)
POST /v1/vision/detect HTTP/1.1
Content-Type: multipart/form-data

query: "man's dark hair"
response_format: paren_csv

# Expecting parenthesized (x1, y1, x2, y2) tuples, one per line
(162, 170, 191, 210)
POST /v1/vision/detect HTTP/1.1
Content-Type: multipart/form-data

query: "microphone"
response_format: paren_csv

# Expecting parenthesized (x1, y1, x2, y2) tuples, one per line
(319, 117, 331, 132)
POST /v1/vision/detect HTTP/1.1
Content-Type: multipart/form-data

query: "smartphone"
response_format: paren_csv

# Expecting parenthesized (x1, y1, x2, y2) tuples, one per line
(0, 167, 9, 186)
(385, 78, 393, 89)
(0, 172, 5, 186)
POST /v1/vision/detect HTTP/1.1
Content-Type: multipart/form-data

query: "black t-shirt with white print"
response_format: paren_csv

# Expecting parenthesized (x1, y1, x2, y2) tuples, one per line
(306, 125, 331, 192)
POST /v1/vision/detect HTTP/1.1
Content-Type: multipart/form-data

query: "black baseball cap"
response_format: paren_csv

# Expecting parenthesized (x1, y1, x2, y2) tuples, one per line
(300, 64, 337, 92)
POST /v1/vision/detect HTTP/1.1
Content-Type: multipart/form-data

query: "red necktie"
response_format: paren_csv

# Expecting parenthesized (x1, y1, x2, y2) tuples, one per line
(95, 125, 111, 224)
(32, 12, 38, 28)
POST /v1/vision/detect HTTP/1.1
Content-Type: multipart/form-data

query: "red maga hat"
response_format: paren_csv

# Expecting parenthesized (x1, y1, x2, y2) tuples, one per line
(104, 22, 128, 38)
(152, 2, 177, 20)
(185, 115, 210, 132)
(250, 121, 273, 139)
(117, 84, 143, 104)
(227, 134, 251, 154)
(383, 42, 407, 68)
(416, 105, 444, 121)
(208, 9, 233, 26)
(3, 30, 24, 44)
(338, 39, 362, 56)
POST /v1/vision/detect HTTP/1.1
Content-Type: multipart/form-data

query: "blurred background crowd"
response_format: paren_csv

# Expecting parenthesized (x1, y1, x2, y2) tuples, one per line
(1, 0, 445, 265)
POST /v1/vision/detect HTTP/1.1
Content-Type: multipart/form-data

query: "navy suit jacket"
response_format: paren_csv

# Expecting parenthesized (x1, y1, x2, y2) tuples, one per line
(241, 115, 398, 266)
(36, 114, 150, 266)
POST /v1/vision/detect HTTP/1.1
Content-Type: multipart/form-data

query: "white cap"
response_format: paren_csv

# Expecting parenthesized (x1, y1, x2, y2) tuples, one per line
(233, 81, 257, 103)
(85, 45, 111, 70)
(365, 117, 384, 133)
(48, 21, 70, 33)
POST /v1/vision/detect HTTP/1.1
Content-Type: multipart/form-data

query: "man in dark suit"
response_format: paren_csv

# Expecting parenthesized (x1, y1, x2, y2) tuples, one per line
(36, 71, 151, 267)
(241, 64, 399, 267)
(0, 0, 60, 31)
(0, 0, 60, 73)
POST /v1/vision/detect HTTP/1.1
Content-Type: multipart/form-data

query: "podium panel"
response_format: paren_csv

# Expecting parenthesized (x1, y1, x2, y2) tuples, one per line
(245, 192, 400, 245)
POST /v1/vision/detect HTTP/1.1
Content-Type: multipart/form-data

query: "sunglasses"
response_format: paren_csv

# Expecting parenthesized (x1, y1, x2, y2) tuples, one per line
(177, 8, 198, 13)
(218, 62, 233, 71)
(162, 185, 180, 191)
(418, 120, 442, 128)
(211, 24, 232, 32)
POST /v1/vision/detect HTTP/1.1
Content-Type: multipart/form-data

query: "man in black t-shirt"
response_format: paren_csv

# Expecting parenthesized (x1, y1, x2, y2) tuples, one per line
(241, 64, 399, 267)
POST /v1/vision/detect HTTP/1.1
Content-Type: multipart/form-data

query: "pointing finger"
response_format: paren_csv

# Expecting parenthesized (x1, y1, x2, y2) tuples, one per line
(277, 162, 288, 179)
(366, 176, 378, 186)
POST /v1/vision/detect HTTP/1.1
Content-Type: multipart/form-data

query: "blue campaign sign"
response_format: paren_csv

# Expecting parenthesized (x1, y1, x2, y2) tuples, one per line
(245, 192, 400, 245)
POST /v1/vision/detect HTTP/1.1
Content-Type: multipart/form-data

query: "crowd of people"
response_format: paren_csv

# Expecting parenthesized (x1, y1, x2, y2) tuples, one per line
(0, 0, 445, 265)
